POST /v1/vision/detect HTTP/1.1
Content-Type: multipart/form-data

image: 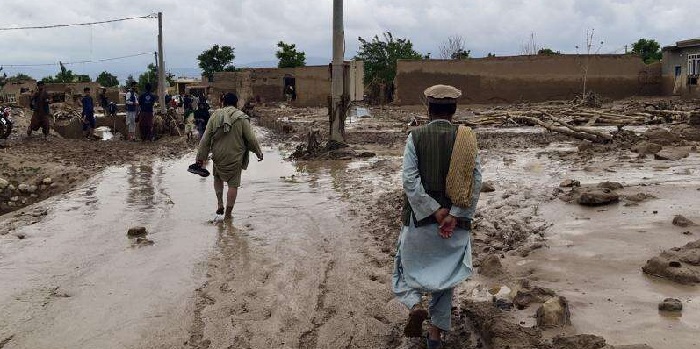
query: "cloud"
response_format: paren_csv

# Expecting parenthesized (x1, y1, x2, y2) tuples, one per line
(0, 0, 697, 82)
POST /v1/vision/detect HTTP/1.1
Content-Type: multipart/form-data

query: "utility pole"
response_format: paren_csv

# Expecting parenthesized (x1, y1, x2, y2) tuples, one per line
(329, 0, 346, 145)
(157, 12, 166, 114)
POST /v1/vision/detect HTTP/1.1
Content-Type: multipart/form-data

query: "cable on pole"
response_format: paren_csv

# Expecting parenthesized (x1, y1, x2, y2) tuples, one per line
(1, 52, 152, 68)
(0, 13, 157, 31)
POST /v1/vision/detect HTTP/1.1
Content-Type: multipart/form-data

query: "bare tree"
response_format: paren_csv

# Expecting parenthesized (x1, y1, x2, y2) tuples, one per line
(520, 32, 540, 55)
(576, 28, 605, 98)
(439, 35, 470, 60)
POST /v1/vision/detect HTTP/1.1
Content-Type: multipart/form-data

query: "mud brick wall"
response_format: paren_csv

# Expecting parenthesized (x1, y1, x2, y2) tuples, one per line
(394, 55, 662, 105)
(212, 66, 330, 107)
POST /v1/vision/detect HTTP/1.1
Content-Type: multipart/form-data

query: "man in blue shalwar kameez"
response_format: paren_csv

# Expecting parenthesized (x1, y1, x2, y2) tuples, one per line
(393, 85, 482, 349)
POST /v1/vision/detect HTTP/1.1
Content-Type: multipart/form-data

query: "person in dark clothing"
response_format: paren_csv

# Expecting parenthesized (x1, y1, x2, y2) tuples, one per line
(81, 87, 96, 138)
(183, 93, 193, 122)
(138, 83, 158, 141)
(98, 88, 109, 111)
(193, 101, 210, 140)
(27, 81, 51, 139)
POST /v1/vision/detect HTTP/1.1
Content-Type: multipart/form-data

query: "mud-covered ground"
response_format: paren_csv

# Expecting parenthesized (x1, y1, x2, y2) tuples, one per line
(1, 99, 699, 349)
(252, 99, 699, 349)
(0, 107, 191, 221)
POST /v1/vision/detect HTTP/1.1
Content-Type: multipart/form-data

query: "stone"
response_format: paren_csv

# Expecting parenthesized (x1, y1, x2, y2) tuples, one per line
(8, 184, 15, 191)
(479, 254, 505, 277)
(654, 148, 690, 161)
(17, 183, 29, 193)
(680, 126, 700, 141)
(689, 112, 700, 126)
(10, 196, 19, 202)
(632, 142, 662, 155)
(0, 178, 8, 190)
(513, 286, 556, 310)
(480, 181, 496, 193)
(597, 181, 623, 190)
(17, 233, 26, 240)
(536, 296, 571, 328)
(673, 215, 695, 227)
(27, 185, 37, 194)
(552, 334, 607, 349)
(42, 177, 53, 185)
(645, 127, 679, 145)
(560, 179, 581, 188)
(577, 189, 619, 206)
(658, 298, 683, 312)
(127, 226, 148, 238)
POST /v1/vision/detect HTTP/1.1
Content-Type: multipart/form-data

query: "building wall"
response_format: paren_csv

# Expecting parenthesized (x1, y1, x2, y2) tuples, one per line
(211, 66, 331, 107)
(662, 47, 700, 98)
(394, 55, 661, 105)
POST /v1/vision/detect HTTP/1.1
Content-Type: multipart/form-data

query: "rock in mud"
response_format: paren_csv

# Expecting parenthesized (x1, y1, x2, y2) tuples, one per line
(597, 181, 623, 190)
(679, 125, 700, 141)
(42, 177, 53, 185)
(642, 239, 700, 285)
(17, 183, 29, 193)
(577, 189, 619, 206)
(654, 148, 690, 161)
(623, 193, 656, 204)
(479, 254, 505, 277)
(535, 296, 571, 328)
(552, 334, 607, 349)
(672, 215, 695, 227)
(658, 298, 682, 312)
(127, 226, 148, 238)
(0, 178, 8, 190)
(644, 128, 679, 146)
(632, 142, 662, 155)
(461, 301, 545, 349)
(134, 237, 155, 246)
(513, 286, 556, 310)
(560, 179, 581, 188)
(481, 181, 496, 193)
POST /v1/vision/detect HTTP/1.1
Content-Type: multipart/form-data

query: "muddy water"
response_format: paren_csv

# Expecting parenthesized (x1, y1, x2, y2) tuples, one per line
(493, 145, 700, 349)
(0, 145, 401, 349)
(0, 155, 219, 348)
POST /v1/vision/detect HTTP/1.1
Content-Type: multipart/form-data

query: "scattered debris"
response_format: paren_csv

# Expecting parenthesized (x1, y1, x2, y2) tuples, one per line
(560, 179, 581, 188)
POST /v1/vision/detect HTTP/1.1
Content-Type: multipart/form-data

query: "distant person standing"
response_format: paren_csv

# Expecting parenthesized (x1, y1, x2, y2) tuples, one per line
(193, 101, 210, 140)
(81, 87, 96, 138)
(27, 81, 51, 139)
(183, 93, 193, 122)
(138, 83, 157, 141)
(98, 88, 109, 111)
(125, 82, 138, 141)
(196, 93, 263, 221)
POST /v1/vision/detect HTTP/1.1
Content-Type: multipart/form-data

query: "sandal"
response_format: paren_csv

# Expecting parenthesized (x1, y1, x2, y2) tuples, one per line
(404, 308, 428, 337)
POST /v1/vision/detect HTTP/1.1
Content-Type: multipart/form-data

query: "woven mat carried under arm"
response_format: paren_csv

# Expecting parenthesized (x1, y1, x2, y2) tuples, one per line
(446, 125, 478, 208)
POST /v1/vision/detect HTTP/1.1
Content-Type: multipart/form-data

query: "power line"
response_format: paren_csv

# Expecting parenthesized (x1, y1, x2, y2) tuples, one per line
(0, 13, 157, 31)
(1, 52, 152, 68)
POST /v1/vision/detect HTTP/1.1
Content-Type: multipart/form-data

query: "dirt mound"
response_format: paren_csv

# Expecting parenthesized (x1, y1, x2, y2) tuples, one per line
(642, 239, 700, 285)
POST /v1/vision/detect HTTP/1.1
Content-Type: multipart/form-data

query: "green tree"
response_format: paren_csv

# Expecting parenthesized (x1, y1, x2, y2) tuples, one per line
(54, 62, 76, 83)
(354, 32, 423, 97)
(198, 45, 236, 81)
(276, 41, 307, 68)
(96, 71, 120, 87)
(486, 53, 496, 58)
(137, 64, 174, 93)
(537, 48, 561, 55)
(0, 67, 6, 89)
(123, 75, 136, 89)
(631, 38, 662, 64)
(7, 73, 33, 83)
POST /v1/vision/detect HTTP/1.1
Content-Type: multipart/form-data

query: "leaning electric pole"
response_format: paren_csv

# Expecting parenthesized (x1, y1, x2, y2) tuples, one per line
(329, 0, 346, 146)
(157, 12, 166, 113)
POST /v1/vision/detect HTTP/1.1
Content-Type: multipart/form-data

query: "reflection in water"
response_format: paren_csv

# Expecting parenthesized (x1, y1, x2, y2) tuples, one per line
(126, 164, 156, 210)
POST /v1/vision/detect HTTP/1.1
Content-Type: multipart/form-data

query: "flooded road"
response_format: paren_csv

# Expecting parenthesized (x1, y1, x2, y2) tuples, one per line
(0, 143, 401, 349)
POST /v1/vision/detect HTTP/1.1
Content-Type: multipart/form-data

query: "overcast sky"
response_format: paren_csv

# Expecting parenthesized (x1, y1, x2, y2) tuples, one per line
(0, 0, 697, 82)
